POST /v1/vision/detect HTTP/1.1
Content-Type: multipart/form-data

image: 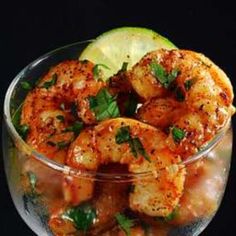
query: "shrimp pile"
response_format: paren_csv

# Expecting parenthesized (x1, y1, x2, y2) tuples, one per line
(19, 49, 235, 235)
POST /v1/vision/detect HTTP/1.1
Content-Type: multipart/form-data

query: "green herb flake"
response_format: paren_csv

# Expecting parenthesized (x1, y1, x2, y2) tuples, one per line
(120, 62, 129, 72)
(184, 79, 195, 91)
(64, 121, 83, 136)
(27, 172, 37, 190)
(132, 137, 151, 162)
(47, 140, 71, 149)
(88, 88, 120, 121)
(92, 64, 110, 80)
(115, 127, 151, 162)
(56, 115, 65, 122)
(71, 102, 78, 118)
(124, 94, 138, 117)
(21, 81, 32, 90)
(172, 126, 186, 143)
(41, 73, 58, 89)
(115, 126, 131, 144)
(18, 124, 30, 140)
(62, 203, 96, 232)
(56, 141, 71, 150)
(175, 86, 185, 102)
(155, 207, 179, 222)
(115, 213, 134, 236)
(150, 62, 179, 88)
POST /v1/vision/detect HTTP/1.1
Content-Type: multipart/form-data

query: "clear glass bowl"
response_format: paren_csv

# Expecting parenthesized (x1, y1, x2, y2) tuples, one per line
(3, 41, 233, 236)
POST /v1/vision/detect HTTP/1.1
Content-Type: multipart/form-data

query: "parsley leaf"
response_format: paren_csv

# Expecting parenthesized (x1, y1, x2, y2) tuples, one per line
(175, 86, 185, 102)
(12, 103, 30, 140)
(150, 62, 179, 88)
(27, 171, 37, 191)
(41, 73, 58, 89)
(124, 93, 138, 116)
(56, 115, 65, 122)
(184, 79, 195, 91)
(172, 126, 186, 143)
(120, 62, 129, 72)
(93, 64, 110, 80)
(131, 137, 151, 162)
(21, 81, 32, 90)
(115, 213, 134, 236)
(115, 126, 131, 144)
(155, 207, 178, 222)
(88, 88, 120, 121)
(62, 203, 96, 232)
(47, 140, 71, 150)
(115, 126, 151, 162)
(63, 121, 83, 136)
(17, 124, 30, 140)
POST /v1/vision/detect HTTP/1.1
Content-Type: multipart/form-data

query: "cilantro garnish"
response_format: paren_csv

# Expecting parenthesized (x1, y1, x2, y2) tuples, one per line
(115, 126, 131, 144)
(171, 126, 186, 143)
(115, 126, 151, 162)
(124, 93, 138, 117)
(155, 207, 179, 222)
(88, 88, 120, 121)
(150, 62, 179, 88)
(41, 73, 58, 89)
(47, 140, 71, 150)
(63, 121, 83, 136)
(56, 115, 65, 122)
(21, 81, 32, 90)
(115, 213, 134, 236)
(92, 64, 110, 80)
(120, 62, 129, 72)
(184, 79, 195, 91)
(62, 203, 96, 232)
(175, 86, 185, 102)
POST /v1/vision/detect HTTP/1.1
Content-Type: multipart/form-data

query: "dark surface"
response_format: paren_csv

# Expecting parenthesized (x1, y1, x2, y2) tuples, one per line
(0, 1, 235, 235)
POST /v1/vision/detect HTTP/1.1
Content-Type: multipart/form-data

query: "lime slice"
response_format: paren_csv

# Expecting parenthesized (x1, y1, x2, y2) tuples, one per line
(79, 27, 177, 79)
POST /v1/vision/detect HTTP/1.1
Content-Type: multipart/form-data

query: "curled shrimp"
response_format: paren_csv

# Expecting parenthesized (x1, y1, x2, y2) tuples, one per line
(127, 49, 235, 157)
(21, 60, 106, 163)
(66, 118, 186, 217)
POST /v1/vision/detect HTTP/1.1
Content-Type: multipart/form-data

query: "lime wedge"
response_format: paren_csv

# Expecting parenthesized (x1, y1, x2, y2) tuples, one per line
(79, 27, 177, 79)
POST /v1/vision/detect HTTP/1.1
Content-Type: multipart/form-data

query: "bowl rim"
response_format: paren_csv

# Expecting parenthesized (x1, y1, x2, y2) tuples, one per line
(3, 40, 232, 182)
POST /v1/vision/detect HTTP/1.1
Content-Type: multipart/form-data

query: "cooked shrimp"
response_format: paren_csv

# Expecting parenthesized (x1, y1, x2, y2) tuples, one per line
(21, 60, 106, 163)
(66, 118, 186, 217)
(129, 49, 234, 157)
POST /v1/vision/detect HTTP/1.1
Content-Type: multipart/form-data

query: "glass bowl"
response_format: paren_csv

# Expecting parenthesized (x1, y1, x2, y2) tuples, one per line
(3, 41, 233, 236)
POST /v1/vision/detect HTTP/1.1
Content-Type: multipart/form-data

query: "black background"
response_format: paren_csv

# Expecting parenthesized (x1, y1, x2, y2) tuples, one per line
(0, 1, 235, 235)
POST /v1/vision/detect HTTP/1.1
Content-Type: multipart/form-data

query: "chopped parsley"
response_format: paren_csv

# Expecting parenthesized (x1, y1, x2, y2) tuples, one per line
(115, 213, 134, 236)
(150, 62, 179, 88)
(115, 126, 151, 162)
(21, 81, 32, 90)
(47, 140, 71, 150)
(41, 73, 58, 89)
(92, 64, 110, 80)
(56, 115, 65, 122)
(184, 78, 195, 91)
(155, 207, 178, 222)
(71, 102, 78, 118)
(171, 126, 186, 143)
(115, 126, 131, 144)
(12, 103, 30, 140)
(124, 93, 138, 117)
(88, 88, 120, 121)
(62, 203, 96, 232)
(120, 62, 129, 72)
(63, 121, 83, 136)
(175, 86, 185, 102)
(17, 124, 30, 140)
(27, 171, 37, 191)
